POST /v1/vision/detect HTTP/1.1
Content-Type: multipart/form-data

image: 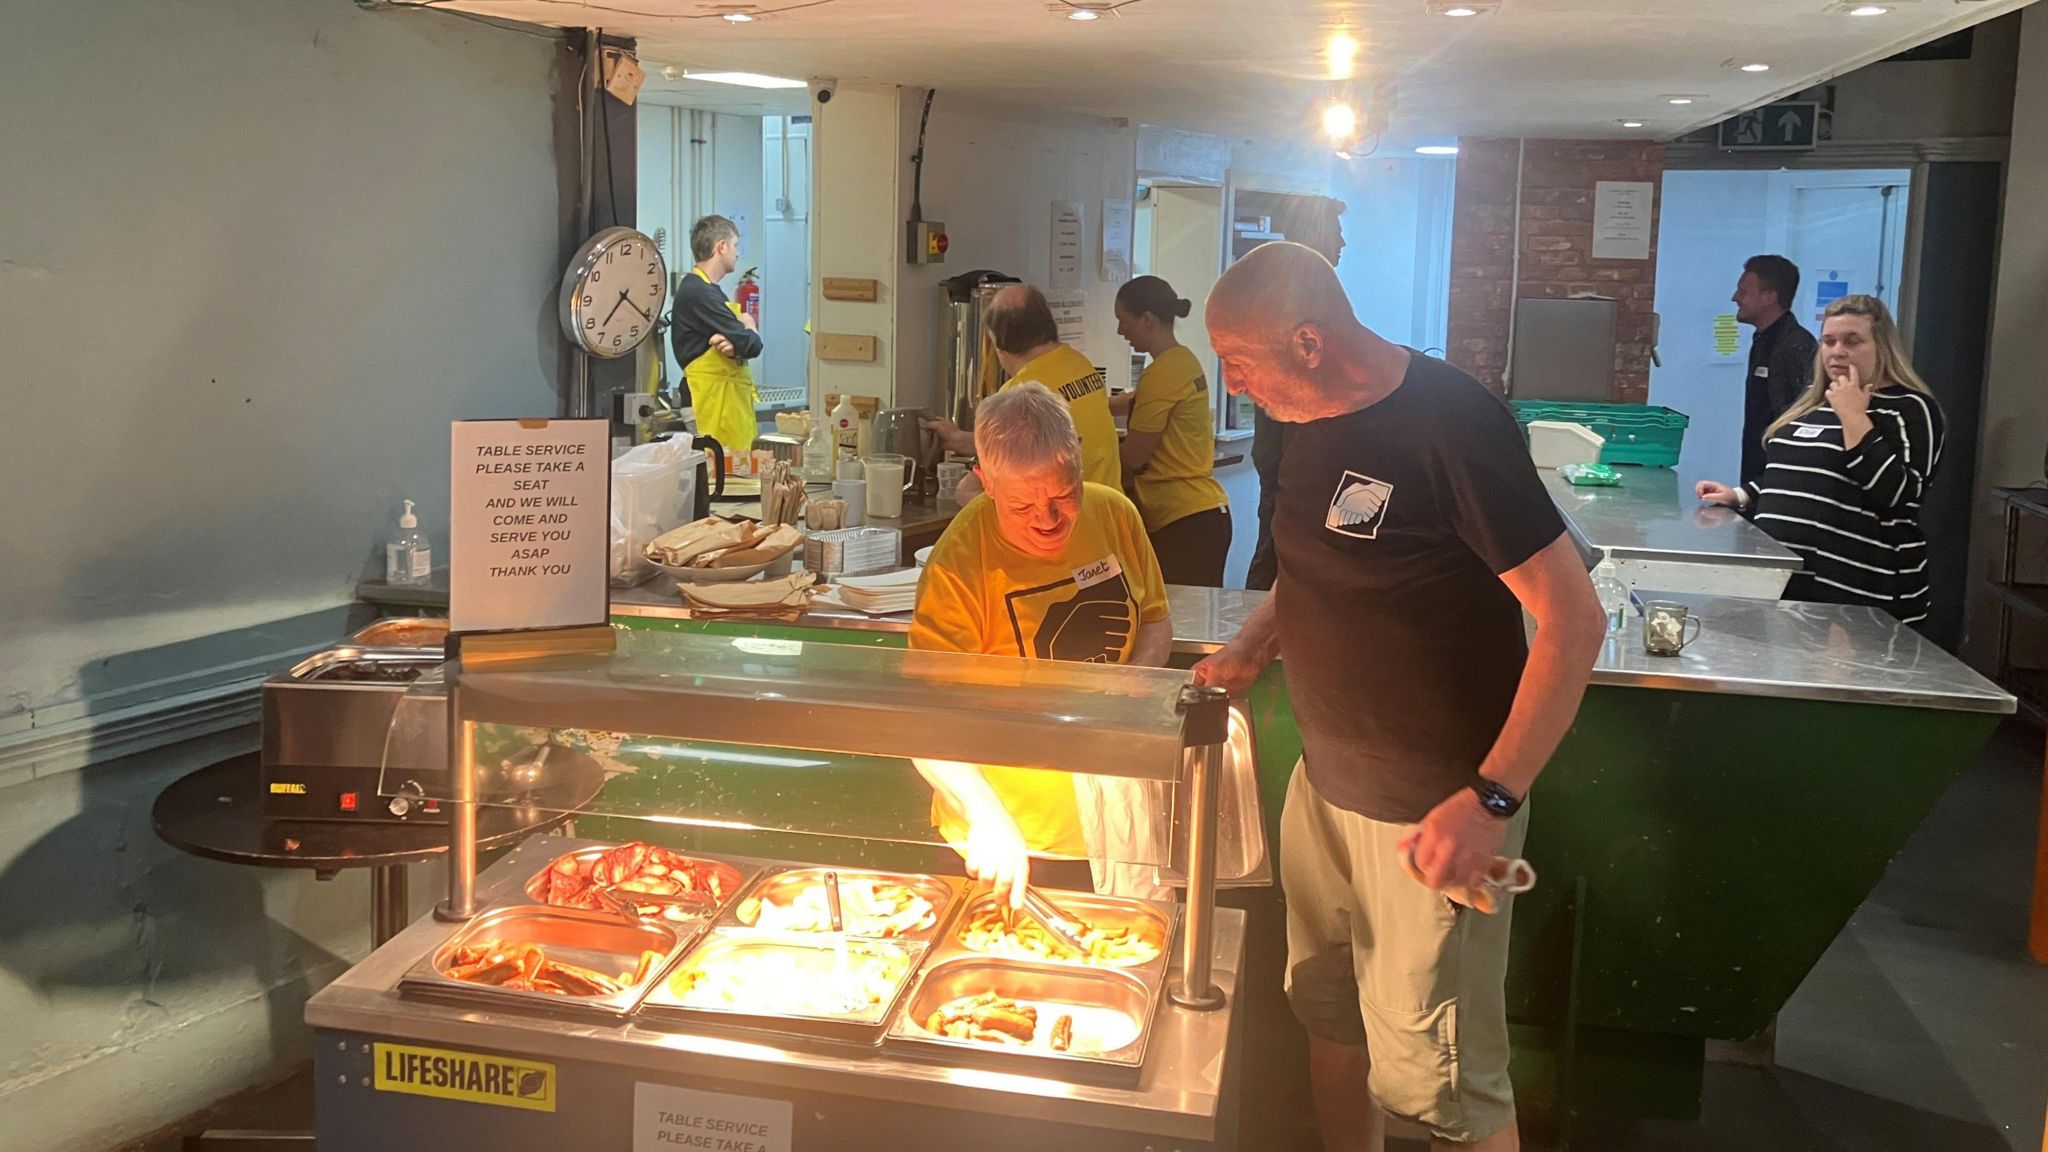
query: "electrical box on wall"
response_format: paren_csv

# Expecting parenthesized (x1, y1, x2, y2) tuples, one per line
(907, 220, 948, 265)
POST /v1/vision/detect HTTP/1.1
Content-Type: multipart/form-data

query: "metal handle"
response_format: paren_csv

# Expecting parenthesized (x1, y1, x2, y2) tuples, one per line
(436, 674, 479, 922)
(1171, 739, 1227, 1010)
(824, 869, 845, 934)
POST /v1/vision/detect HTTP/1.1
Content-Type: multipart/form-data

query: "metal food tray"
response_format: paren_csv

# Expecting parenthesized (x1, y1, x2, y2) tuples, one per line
(398, 904, 689, 1019)
(885, 957, 1158, 1086)
(346, 616, 449, 649)
(638, 929, 924, 1046)
(941, 890, 1179, 988)
(285, 646, 444, 683)
(722, 867, 964, 946)
(522, 845, 761, 931)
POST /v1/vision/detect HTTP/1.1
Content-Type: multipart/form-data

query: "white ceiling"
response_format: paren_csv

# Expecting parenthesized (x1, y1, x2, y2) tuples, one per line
(437, 0, 2035, 140)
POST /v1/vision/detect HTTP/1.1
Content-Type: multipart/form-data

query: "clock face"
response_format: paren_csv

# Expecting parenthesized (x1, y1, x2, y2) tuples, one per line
(562, 228, 667, 358)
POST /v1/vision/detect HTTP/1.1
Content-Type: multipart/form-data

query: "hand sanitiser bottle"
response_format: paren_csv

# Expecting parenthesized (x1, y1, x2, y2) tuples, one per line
(385, 500, 431, 586)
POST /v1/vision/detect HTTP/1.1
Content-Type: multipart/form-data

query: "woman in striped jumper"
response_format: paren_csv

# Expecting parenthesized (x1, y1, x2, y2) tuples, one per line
(1696, 295, 1946, 626)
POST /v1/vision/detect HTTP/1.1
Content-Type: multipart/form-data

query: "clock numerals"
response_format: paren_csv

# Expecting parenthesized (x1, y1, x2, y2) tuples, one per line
(619, 244, 632, 257)
(582, 294, 592, 308)
(585, 317, 595, 330)
(630, 325, 641, 338)
(592, 270, 601, 283)
(647, 262, 657, 275)
(612, 334, 623, 348)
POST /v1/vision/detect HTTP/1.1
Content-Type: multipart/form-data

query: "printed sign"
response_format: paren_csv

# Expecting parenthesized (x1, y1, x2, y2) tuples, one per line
(1101, 197, 1133, 282)
(1591, 181, 1654, 261)
(449, 418, 610, 634)
(372, 1043, 556, 1112)
(635, 1082, 792, 1152)
(1047, 290, 1087, 345)
(1050, 200, 1085, 290)
(1813, 273, 1850, 325)
(1711, 313, 1742, 360)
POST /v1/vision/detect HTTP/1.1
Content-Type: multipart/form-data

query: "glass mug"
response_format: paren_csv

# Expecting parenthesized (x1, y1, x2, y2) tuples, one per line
(1642, 600, 1702, 656)
(862, 453, 915, 520)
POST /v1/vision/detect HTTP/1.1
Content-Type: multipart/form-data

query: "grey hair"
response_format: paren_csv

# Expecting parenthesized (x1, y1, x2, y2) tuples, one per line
(973, 382, 1082, 483)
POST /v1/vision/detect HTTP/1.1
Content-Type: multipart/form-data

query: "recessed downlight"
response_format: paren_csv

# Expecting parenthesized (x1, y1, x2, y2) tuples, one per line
(1620, 120, 1645, 128)
(1068, 7, 1101, 20)
(1322, 102, 1358, 141)
(1849, 5, 1889, 15)
(1443, 6, 1480, 15)
(1741, 62, 1771, 72)
(720, 11, 754, 23)
(1667, 96, 1695, 105)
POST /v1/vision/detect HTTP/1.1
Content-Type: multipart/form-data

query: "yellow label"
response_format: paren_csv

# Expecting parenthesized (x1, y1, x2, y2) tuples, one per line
(372, 1043, 556, 1112)
(267, 781, 307, 795)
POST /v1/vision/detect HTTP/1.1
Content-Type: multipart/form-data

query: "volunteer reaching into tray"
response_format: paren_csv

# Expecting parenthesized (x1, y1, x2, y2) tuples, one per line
(923, 284, 1122, 503)
(910, 382, 1172, 904)
(1195, 242, 1604, 1152)
(1109, 275, 1233, 587)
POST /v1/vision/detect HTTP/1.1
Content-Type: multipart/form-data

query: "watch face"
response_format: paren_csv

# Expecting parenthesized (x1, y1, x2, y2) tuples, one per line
(568, 230, 666, 357)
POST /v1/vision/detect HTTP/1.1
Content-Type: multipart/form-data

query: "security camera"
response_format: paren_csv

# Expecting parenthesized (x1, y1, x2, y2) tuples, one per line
(809, 78, 838, 105)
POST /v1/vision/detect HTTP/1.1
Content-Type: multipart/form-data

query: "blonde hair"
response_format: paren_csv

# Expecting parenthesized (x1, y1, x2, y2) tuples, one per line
(1764, 294, 1933, 443)
(974, 381, 1081, 482)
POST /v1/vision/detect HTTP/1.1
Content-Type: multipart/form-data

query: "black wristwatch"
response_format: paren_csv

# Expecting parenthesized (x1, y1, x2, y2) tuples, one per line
(1470, 779, 1523, 820)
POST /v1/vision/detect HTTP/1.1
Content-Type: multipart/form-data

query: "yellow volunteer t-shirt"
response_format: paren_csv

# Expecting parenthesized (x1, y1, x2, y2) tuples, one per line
(1127, 345, 1228, 533)
(1003, 344, 1123, 491)
(910, 483, 1170, 857)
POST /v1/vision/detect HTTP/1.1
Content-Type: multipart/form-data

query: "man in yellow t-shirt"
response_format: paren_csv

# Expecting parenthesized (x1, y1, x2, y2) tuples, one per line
(911, 381, 1171, 905)
(924, 284, 1122, 500)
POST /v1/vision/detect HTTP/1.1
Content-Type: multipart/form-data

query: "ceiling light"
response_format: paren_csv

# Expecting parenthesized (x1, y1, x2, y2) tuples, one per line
(1667, 97, 1695, 105)
(720, 11, 753, 22)
(1327, 30, 1360, 80)
(1741, 62, 1771, 72)
(1620, 120, 1645, 128)
(1442, 6, 1479, 15)
(1067, 6, 1101, 20)
(681, 70, 806, 89)
(1416, 145, 1460, 156)
(1849, 4, 1888, 14)
(1322, 102, 1358, 141)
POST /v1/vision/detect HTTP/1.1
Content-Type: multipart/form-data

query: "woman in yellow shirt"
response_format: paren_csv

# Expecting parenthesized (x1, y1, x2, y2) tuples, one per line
(1111, 276, 1233, 587)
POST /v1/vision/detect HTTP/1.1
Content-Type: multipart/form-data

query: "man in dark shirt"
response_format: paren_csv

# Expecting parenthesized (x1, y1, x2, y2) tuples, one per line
(1195, 242, 1604, 1152)
(669, 215, 765, 462)
(1733, 254, 1819, 486)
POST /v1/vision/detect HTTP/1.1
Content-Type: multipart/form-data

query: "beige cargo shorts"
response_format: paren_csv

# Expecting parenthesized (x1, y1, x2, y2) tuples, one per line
(1281, 762, 1528, 1144)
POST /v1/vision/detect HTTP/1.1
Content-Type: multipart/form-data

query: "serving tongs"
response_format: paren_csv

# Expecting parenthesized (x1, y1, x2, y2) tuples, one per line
(589, 882, 721, 925)
(997, 883, 1093, 955)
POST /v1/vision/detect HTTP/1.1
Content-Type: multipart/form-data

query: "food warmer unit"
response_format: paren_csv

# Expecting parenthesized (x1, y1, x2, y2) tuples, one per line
(305, 626, 1254, 1151)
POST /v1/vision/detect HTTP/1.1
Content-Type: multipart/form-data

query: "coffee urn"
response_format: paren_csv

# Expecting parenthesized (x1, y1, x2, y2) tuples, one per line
(937, 269, 1020, 432)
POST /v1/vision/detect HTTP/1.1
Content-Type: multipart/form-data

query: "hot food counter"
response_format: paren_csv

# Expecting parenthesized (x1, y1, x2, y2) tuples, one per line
(305, 628, 1254, 1151)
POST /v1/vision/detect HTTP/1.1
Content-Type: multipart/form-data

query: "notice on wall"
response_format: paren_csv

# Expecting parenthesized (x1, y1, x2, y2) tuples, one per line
(634, 1082, 792, 1152)
(1100, 197, 1133, 282)
(1047, 290, 1087, 345)
(1709, 313, 1743, 363)
(1591, 181, 1655, 261)
(1812, 272, 1851, 326)
(1051, 199, 1085, 289)
(449, 418, 609, 634)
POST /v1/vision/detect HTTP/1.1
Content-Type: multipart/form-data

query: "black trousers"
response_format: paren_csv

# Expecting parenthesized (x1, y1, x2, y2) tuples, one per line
(1149, 506, 1233, 588)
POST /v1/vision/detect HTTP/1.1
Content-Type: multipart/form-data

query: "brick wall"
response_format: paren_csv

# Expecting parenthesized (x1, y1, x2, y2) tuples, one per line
(1446, 139, 1665, 402)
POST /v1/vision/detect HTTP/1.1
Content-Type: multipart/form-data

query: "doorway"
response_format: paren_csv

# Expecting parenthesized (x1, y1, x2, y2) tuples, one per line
(1649, 167, 1911, 486)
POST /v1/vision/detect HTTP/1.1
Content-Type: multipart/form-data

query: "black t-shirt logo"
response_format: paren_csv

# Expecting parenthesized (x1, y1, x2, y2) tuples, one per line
(1325, 471, 1395, 539)
(1005, 568, 1136, 664)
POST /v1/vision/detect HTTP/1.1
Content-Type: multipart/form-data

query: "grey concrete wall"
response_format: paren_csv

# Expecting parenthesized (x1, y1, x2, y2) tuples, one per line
(0, 1, 565, 1146)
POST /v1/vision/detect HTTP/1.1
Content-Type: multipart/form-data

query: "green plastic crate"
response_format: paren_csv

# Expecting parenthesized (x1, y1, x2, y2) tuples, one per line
(1511, 401, 1690, 468)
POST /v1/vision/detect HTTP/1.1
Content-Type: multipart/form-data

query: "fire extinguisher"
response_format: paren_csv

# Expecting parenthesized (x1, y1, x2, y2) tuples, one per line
(735, 267, 761, 327)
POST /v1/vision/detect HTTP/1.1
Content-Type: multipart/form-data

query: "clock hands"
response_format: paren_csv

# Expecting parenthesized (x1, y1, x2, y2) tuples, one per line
(599, 288, 630, 330)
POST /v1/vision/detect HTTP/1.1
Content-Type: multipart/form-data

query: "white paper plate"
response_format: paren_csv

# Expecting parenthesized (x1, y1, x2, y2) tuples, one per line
(814, 588, 914, 617)
(914, 545, 934, 567)
(837, 567, 922, 592)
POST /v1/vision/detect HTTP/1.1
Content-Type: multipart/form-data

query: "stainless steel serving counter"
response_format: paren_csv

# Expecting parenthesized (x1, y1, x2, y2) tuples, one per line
(306, 836, 1247, 1142)
(1542, 468, 1801, 599)
(613, 584, 2013, 714)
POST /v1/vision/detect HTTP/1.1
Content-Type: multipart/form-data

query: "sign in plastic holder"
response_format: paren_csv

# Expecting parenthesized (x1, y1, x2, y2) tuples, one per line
(449, 418, 610, 635)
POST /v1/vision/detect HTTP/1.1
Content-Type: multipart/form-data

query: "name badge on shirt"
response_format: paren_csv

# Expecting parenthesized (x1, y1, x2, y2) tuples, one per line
(1073, 555, 1123, 590)
(1794, 425, 1826, 439)
(1754, 367, 1770, 378)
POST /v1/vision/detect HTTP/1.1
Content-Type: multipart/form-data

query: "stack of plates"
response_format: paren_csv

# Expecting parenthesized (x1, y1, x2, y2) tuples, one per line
(831, 567, 921, 615)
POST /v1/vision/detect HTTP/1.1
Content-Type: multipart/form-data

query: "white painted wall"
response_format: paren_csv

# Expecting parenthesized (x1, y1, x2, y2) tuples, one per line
(1149, 185, 1226, 389)
(811, 84, 900, 410)
(1818, 13, 2022, 142)
(1967, 5, 2048, 666)
(895, 93, 1140, 411)
(0, 1, 562, 1146)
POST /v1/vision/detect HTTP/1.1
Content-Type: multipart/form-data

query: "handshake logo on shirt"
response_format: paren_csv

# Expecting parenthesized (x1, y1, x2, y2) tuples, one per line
(1034, 572, 1135, 664)
(1325, 472, 1396, 540)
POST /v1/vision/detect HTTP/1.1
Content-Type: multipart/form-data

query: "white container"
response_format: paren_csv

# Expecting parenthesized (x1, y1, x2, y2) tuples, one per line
(385, 500, 431, 585)
(863, 456, 908, 519)
(832, 478, 868, 526)
(1527, 420, 1605, 470)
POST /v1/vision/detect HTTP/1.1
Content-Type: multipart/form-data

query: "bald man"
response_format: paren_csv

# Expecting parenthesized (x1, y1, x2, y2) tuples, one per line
(1192, 243, 1604, 1152)
(924, 284, 1122, 501)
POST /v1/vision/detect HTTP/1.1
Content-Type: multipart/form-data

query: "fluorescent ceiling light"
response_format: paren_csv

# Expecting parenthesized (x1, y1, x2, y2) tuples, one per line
(1416, 145, 1460, 156)
(1442, 6, 1480, 15)
(1322, 102, 1358, 141)
(1741, 62, 1771, 72)
(681, 70, 805, 89)
(720, 11, 754, 22)
(1667, 96, 1695, 105)
(1848, 5, 1888, 15)
(1068, 7, 1101, 19)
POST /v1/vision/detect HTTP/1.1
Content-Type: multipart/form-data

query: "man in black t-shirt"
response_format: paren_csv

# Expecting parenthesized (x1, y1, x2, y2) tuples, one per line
(1195, 243, 1604, 1152)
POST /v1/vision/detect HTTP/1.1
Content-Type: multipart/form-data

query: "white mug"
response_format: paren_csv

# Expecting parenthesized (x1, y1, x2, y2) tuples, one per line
(832, 479, 867, 526)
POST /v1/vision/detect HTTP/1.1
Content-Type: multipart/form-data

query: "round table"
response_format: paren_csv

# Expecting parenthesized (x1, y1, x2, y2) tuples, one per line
(153, 753, 604, 947)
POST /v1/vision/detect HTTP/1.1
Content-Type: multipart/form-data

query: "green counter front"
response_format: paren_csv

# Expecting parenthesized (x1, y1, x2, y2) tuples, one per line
(594, 588, 2009, 1127)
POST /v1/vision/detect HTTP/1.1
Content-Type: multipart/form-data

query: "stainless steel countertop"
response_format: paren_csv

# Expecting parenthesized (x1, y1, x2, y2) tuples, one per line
(306, 836, 1246, 1141)
(1542, 469, 1802, 572)
(613, 584, 2013, 714)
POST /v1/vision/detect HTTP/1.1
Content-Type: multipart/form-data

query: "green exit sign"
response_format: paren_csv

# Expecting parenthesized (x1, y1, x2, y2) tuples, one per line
(1718, 101, 1820, 151)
